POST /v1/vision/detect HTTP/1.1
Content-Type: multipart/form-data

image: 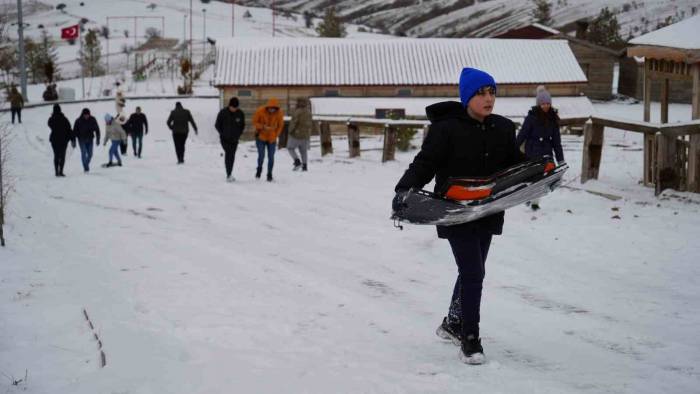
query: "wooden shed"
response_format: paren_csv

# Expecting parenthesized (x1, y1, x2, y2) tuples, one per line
(212, 38, 588, 133)
(494, 24, 621, 100)
(627, 15, 700, 192)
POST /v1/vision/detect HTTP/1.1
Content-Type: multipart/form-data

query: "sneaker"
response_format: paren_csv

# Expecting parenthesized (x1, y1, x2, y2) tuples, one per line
(459, 335, 485, 365)
(255, 167, 262, 179)
(226, 175, 236, 183)
(302, 163, 308, 172)
(117, 162, 122, 167)
(436, 317, 462, 345)
(293, 158, 302, 171)
(266, 173, 273, 182)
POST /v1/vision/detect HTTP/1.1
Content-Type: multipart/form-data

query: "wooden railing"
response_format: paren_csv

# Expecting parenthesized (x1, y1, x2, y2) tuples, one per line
(581, 116, 700, 194)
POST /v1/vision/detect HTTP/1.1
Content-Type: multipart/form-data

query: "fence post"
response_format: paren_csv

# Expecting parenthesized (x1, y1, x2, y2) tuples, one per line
(654, 133, 681, 195)
(581, 122, 604, 183)
(382, 124, 398, 162)
(278, 122, 289, 149)
(347, 123, 360, 158)
(320, 121, 333, 156)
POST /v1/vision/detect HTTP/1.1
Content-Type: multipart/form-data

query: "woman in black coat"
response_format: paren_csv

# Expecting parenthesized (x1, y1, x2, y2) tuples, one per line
(48, 104, 75, 177)
(515, 86, 565, 210)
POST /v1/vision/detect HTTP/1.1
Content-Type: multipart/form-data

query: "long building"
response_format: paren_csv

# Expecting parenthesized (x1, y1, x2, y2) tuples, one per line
(213, 37, 589, 132)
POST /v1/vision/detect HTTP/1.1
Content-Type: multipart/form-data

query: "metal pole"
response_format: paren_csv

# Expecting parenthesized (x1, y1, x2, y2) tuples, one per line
(202, 9, 206, 62)
(189, 0, 193, 89)
(80, 29, 85, 98)
(16, 0, 28, 100)
(106, 17, 110, 76)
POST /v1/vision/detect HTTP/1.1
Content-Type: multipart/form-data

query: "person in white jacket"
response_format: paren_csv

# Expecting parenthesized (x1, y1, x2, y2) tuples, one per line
(103, 114, 127, 167)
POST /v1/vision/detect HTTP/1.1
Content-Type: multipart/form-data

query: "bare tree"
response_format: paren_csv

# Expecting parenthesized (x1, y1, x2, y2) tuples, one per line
(0, 117, 10, 247)
(0, 16, 11, 246)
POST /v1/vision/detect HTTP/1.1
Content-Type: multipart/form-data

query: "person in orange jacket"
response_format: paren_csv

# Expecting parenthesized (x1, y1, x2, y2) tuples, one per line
(252, 98, 284, 181)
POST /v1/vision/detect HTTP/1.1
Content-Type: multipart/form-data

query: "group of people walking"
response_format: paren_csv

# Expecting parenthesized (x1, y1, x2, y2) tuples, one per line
(213, 96, 312, 182)
(39, 95, 314, 181)
(46, 105, 149, 175)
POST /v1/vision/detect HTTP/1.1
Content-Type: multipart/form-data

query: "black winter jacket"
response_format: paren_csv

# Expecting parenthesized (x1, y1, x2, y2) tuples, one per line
(73, 116, 101, 142)
(215, 108, 245, 142)
(516, 107, 564, 162)
(167, 107, 197, 134)
(48, 113, 74, 145)
(125, 113, 149, 135)
(395, 101, 525, 238)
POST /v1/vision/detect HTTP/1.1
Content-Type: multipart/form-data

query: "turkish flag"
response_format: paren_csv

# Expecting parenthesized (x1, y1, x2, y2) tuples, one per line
(61, 24, 79, 40)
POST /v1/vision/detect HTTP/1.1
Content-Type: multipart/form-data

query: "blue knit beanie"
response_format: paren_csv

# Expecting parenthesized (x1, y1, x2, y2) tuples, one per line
(459, 68, 497, 107)
(104, 113, 113, 122)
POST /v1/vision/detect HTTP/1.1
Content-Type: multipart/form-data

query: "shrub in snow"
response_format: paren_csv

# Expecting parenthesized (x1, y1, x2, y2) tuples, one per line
(145, 27, 161, 39)
(243, 10, 252, 18)
(56, 3, 66, 12)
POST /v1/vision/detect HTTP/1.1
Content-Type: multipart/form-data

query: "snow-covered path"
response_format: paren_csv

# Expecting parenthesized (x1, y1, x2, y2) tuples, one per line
(1, 99, 699, 393)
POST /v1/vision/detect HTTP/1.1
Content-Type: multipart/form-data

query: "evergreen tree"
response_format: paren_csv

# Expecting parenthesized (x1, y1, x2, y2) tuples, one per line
(38, 30, 59, 82)
(315, 7, 346, 38)
(532, 0, 552, 26)
(587, 7, 624, 48)
(79, 30, 104, 77)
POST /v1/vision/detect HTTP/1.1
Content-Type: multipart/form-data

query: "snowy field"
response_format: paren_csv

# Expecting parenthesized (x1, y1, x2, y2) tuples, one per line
(1, 98, 699, 393)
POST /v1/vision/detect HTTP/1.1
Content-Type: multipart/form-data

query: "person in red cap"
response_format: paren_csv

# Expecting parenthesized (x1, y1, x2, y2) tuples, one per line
(393, 68, 525, 365)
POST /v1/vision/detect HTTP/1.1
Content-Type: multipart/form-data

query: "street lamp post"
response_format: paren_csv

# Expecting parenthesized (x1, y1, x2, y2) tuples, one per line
(16, 0, 28, 100)
(202, 9, 207, 63)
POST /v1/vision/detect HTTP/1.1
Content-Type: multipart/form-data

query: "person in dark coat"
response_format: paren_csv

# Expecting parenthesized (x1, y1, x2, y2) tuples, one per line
(393, 68, 525, 365)
(73, 108, 101, 172)
(215, 97, 245, 181)
(125, 106, 148, 158)
(516, 85, 565, 211)
(166, 102, 198, 164)
(8, 86, 24, 124)
(48, 104, 75, 177)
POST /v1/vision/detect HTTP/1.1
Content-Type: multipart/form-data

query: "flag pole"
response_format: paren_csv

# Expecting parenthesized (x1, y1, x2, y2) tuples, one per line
(80, 28, 85, 99)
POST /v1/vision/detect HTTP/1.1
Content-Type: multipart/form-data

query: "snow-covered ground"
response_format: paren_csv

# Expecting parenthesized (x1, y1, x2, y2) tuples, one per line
(0, 98, 699, 393)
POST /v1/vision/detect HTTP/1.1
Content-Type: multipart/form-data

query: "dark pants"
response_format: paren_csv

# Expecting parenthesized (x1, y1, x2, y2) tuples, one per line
(78, 139, 94, 171)
(447, 231, 493, 338)
(256, 139, 276, 175)
(120, 139, 128, 155)
(173, 132, 188, 163)
(131, 132, 143, 157)
(51, 141, 68, 175)
(221, 138, 239, 177)
(11, 108, 21, 124)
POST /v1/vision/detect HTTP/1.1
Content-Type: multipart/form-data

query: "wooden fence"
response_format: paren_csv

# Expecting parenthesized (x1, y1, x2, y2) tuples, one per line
(581, 116, 700, 194)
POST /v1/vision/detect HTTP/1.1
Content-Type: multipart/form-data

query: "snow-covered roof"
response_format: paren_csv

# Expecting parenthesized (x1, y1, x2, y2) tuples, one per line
(531, 23, 561, 35)
(628, 15, 700, 50)
(214, 38, 587, 86)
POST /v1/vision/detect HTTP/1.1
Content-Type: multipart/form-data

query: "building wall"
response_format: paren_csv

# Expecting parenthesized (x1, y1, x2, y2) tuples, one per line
(618, 58, 693, 104)
(218, 83, 584, 134)
(568, 42, 616, 100)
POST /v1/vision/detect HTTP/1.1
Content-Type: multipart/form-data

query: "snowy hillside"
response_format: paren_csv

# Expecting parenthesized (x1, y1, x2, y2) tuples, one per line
(1, 97, 699, 392)
(238, 0, 700, 39)
(0, 0, 384, 80)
